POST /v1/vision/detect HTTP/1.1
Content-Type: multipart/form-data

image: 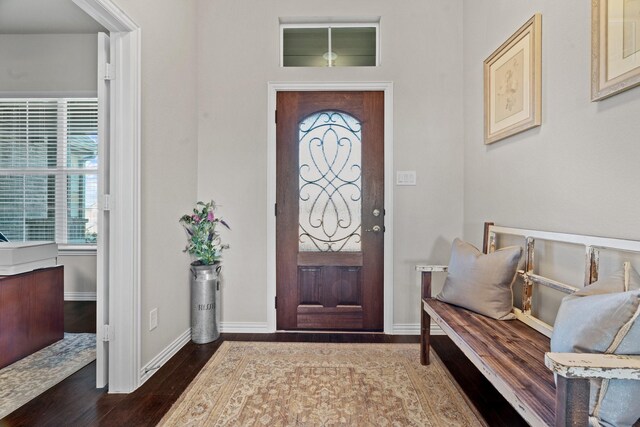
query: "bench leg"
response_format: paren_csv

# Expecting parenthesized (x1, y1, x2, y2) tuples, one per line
(420, 300, 431, 365)
(555, 376, 589, 427)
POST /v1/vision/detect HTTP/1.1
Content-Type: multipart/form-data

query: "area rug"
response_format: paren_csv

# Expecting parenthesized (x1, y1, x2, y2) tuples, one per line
(0, 333, 96, 419)
(159, 342, 486, 426)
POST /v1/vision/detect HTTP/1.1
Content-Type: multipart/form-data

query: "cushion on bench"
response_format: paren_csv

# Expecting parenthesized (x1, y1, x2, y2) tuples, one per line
(436, 238, 522, 320)
(551, 268, 640, 427)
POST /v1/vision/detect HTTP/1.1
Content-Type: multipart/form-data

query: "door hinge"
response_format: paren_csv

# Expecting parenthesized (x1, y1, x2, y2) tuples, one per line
(103, 194, 112, 211)
(104, 62, 115, 80)
(275, 296, 277, 309)
(275, 110, 277, 124)
(274, 203, 277, 216)
(102, 324, 114, 342)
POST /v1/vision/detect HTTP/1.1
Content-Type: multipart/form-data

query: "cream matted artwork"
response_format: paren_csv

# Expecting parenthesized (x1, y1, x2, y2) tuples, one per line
(592, 0, 640, 100)
(484, 14, 542, 144)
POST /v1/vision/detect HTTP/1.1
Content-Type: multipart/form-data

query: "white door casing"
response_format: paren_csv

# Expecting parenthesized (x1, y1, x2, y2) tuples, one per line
(73, 0, 141, 393)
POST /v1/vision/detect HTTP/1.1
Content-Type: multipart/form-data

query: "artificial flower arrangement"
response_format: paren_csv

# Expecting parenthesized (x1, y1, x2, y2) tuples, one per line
(179, 200, 230, 265)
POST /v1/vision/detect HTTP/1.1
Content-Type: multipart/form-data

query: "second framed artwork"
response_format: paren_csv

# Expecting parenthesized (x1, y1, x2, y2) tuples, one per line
(484, 14, 542, 145)
(592, 0, 640, 101)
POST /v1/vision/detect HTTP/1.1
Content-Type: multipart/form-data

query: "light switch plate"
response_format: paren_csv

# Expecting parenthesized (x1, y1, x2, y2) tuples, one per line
(396, 170, 417, 186)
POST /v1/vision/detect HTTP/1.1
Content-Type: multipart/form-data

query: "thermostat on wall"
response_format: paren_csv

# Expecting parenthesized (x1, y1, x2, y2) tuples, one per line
(396, 170, 417, 186)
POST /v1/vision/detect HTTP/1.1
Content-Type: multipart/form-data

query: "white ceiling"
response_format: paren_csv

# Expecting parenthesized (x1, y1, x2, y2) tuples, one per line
(0, 0, 106, 34)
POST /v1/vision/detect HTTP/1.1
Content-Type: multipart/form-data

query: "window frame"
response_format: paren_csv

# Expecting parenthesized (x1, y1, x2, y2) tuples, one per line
(280, 22, 380, 68)
(0, 98, 99, 251)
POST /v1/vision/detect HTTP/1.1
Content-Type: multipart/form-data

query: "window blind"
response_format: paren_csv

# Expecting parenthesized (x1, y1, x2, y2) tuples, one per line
(0, 99, 98, 245)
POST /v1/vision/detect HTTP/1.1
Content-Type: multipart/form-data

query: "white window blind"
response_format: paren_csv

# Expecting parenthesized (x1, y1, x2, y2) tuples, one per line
(0, 99, 98, 246)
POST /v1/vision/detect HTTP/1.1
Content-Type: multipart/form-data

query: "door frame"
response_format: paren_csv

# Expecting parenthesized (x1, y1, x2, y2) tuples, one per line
(266, 82, 394, 333)
(73, 0, 141, 392)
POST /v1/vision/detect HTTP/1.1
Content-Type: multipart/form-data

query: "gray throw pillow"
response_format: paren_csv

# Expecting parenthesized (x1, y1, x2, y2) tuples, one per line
(436, 238, 522, 320)
(551, 268, 640, 427)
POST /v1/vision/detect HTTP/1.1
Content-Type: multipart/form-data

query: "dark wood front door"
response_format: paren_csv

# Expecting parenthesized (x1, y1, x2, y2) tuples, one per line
(276, 91, 384, 331)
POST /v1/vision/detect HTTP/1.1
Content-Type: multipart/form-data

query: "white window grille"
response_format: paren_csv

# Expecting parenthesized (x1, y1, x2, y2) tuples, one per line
(0, 99, 98, 246)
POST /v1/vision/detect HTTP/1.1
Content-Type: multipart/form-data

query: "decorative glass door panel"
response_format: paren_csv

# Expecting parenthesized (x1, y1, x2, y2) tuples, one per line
(298, 111, 361, 252)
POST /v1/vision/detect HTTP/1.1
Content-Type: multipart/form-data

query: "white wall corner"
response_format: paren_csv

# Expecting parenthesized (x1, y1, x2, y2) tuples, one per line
(139, 328, 191, 385)
(64, 292, 97, 301)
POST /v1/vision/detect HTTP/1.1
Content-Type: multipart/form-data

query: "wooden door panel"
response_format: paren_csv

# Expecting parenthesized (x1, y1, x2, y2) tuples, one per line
(277, 91, 384, 331)
(298, 267, 321, 305)
(297, 306, 364, 330)
(298, 266, 362, 308)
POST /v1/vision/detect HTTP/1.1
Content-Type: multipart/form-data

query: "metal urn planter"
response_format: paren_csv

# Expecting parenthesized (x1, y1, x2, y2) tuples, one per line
(190, 263, 222, 344)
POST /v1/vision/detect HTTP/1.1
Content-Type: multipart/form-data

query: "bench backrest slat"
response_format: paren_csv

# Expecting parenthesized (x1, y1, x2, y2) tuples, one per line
(485, 223, 640, 338)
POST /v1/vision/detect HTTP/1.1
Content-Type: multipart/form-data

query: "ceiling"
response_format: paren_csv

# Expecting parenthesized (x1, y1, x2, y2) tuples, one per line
(0, 0, 106, 34)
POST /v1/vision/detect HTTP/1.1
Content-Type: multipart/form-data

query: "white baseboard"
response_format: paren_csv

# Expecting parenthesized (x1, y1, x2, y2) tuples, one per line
(392, 323, 445, 336)
(64, 291, 97, 301)
(218, 322, 443, 335)
(139, 328, 191, 385)
(392, 323, 419, 335)
(220, 322, 270, 333)
(430, 324, 445, 335)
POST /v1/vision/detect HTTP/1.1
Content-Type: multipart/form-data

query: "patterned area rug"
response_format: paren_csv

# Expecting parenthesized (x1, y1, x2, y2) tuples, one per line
(0, 333, 96, 419)
(160, 342, 486, 426)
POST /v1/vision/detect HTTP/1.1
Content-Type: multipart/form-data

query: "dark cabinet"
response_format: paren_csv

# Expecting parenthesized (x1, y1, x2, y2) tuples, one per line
(0, 265, 64, 369)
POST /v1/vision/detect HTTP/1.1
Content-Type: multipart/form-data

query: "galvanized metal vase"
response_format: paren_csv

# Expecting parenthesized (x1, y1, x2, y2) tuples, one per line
(190, 263, 221, 344)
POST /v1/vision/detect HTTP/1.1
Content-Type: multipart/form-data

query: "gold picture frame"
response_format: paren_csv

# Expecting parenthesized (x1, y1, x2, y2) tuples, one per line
(484, 14, 542, 145)
(592, 0, 640, 101)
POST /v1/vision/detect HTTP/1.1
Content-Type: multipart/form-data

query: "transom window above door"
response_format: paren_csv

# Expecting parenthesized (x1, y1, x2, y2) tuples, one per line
(280, 22, 379, 67)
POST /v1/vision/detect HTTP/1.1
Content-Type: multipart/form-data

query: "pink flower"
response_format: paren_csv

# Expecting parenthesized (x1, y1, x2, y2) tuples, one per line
(207, 211, 215, 222)
(192, 214, 200, 222)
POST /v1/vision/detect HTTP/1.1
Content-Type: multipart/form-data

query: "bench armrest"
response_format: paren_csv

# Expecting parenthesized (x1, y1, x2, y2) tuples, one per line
(415, 265, 448, 273)
(545, 352, 640, 380)
(416, 265, 448, 299)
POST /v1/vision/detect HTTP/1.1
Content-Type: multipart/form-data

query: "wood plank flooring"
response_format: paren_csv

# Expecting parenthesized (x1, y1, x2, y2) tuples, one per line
(1, 302, 526, 426)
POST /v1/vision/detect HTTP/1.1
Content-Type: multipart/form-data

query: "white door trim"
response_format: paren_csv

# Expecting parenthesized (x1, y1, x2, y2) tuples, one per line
(266, 82, 394, 334)
(73, 0, 141, 393)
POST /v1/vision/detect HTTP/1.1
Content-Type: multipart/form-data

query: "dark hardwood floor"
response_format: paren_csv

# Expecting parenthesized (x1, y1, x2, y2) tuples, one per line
(1, 302, 526, 426)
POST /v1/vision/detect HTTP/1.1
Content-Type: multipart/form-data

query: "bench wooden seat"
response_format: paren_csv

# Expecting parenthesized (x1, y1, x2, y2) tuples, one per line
(423, 298, 556, 426)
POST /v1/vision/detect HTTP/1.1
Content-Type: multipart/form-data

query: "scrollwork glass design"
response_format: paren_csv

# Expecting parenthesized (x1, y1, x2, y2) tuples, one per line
(299, 111, 362, 252)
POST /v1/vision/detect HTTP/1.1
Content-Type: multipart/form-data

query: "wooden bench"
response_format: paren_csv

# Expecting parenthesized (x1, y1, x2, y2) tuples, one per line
(418, 223, 640, 427)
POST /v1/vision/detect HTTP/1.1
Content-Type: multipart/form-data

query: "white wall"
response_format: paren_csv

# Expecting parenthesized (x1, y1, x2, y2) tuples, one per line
(0, 34, 97, 96)
(196, 0, 464, 330)
(59, 254, 96, 298)
(463, 1, 640, 247)
(113, 0, 199, 366)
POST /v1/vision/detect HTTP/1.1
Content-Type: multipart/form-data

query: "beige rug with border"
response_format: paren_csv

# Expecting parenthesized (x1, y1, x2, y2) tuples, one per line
(159, 341, 486, 426)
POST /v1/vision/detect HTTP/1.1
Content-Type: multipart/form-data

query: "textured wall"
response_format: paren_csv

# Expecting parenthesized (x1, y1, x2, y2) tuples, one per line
(113, 0, 199, 366)
(463, 1, 640, 245)
(196, 0, 464, 329)
(0, 34, 97, 96)
(462, 2, 640, 324)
